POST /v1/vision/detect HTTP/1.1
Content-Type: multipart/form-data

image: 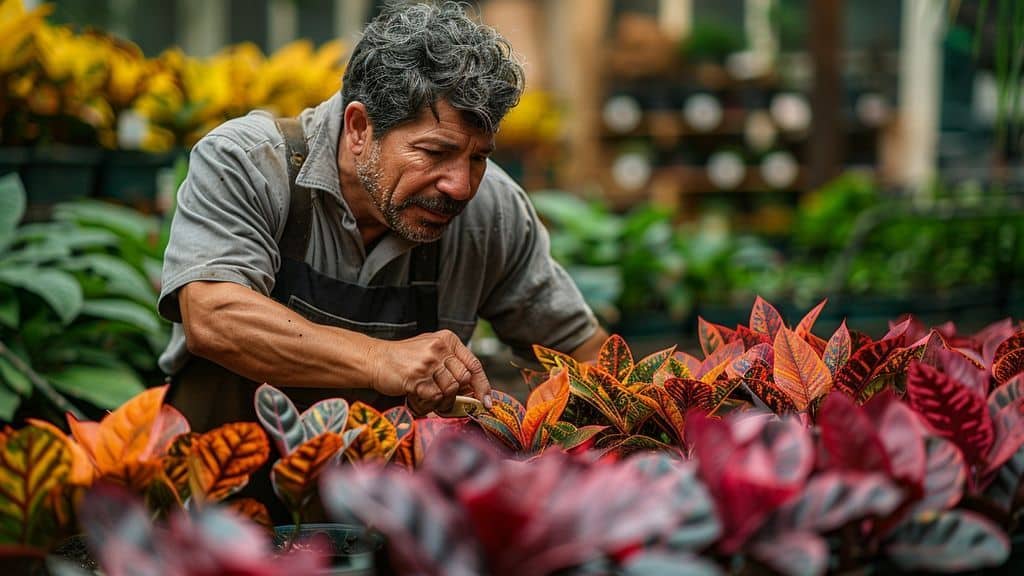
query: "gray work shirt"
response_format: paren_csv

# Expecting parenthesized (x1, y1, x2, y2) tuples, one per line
(157, 92, 598, 374)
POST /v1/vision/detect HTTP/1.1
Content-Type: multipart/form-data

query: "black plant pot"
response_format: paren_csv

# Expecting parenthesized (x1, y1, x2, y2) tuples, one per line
(274, 523, 385, 575)
(96, 149, 180, 213)
(22, 146, 102, 221)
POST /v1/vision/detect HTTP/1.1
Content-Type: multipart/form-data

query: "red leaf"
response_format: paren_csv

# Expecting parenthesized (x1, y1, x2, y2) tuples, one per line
(672, 351, 702, 380)
(867, 392, 928, 489)
(697, 340, 744, 380)
(746, 378, 797, 414)
(750, 295, 785, 340)
(734, 325, 771, 350)
(976, 319, 1015, 368)
(848, 329, 875, 354)
(992, 330, 1024, 385)
(818, 392, 891, 473)
(906, 361, 995, 470)
(832, 338, 901, 399)
(728, 343, 774, 379)
(883, 317, 913, 345)
(773, 328, 833, 411)
(982, 401, 1024, 481)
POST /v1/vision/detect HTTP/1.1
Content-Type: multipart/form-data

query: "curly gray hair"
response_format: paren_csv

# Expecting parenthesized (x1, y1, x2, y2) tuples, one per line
(341, 1, 525, 135)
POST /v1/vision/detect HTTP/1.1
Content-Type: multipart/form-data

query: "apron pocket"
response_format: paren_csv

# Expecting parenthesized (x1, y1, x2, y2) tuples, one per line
(288, 295, 418, 340)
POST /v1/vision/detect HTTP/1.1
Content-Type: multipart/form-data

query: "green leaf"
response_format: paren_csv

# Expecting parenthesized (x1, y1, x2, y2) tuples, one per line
(53, 201, 158, 246)
(2, 242, 72, 266)
(79, 299, 162, 335)
(0, 384, 19, 421)
(15, 223, 119, 252)
(0, 285, 18, 329)
(0, 356, 31, 396)
(0, 267, 82, 325)
(0, 174, 25, 253)
(61, 254, 155, 304)
(47, 365, 145, 409)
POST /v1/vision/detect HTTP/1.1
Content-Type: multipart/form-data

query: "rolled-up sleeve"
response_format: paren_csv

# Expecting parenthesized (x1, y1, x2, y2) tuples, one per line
(479, 185, 599, 358)
(157, 134, 285, 323)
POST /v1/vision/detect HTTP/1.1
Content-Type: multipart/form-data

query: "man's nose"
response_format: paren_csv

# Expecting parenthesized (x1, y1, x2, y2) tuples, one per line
(437, 159, 473, 200)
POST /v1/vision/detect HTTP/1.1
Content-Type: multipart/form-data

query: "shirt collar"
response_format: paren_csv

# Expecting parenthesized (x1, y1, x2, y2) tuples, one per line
(295, 92, 345, 204)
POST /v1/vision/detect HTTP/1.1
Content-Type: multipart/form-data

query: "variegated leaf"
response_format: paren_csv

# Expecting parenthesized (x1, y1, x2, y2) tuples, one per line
(885, 511, 1009, 572)
(254, 383, 304, 457)
(24, 419, 93, 486)
(773, 328, 833, 411)
(654, 356, 693, 386)
(345, 402, 399, 462)
(273, 432, 345, 512)
(383, 406, 415, 463)
(697, 340, 744, 380)
(162, 431, 198, 500)
(993, 331, 1024, 385)
(589, 367, 653, 433)
(0, 426, 71, 546)
(728, 343, 773, 380)
(300, 398, 350, 441)
(472, 396, 526, 452)
(746, 378, 797, 414)
(822, 320, 851, 376)
(598, 334, 634, 382)
(848, 329, 874, 354)
(906, 361, 994, 469)
(226, 498, 272, 532)
(626, 346, 676, 388)
(911, 435, 967, 515)
(544, 422, 607, 451)
(533, 344, 582, 377)
(189, 422, 270, 503)
(832, 338, 901, 399)
(698, 316, 726, 358)
(750, 295, 785, 340)
(642, 386, 688, 445)
(734, 324, 771, 349)
(568, 369, 623, 431)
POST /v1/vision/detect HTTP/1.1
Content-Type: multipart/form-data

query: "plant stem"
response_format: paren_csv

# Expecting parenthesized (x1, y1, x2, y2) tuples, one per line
(0, 339, 84, 420)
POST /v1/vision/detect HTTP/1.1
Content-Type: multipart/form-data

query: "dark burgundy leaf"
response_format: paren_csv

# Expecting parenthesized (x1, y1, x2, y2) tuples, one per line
(818, 392, 890, 473)
(982, 401, 1024, 482)
(867, 392, 928, 489)
(939, 348, 990, 399)
(982, 446, 1024, 514)
(848, 329, 874, 355)
(832, 339, 901, 398)
(976, 319, 1016, 368)
(734, 324, 771, 350)
(761, 471, 903, 534)
(906, 361, 995, 470)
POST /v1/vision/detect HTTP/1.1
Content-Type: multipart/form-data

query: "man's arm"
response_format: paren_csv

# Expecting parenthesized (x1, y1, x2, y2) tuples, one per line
(569, 326, 609, 363)
(180, 281, 492, 410)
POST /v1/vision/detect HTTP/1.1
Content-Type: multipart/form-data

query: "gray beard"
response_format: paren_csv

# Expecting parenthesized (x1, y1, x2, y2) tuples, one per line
(354, 142, 467, 243)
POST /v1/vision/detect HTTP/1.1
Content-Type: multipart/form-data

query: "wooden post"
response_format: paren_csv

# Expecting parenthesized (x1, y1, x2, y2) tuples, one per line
(808, 0, 844, 189)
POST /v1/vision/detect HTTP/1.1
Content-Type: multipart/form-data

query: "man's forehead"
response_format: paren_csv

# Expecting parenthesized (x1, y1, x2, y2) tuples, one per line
(408, 102, 494, 145)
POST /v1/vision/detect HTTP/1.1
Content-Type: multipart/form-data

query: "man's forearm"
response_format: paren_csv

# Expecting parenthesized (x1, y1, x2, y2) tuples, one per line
(180, 281, 378, 390)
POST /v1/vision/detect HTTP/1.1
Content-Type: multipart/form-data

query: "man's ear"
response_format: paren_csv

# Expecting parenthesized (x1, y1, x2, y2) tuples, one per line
(342, 101, 372, 155)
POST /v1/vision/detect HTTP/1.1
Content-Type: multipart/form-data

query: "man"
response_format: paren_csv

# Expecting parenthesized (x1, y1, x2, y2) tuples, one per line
(158, 1, 606, 430)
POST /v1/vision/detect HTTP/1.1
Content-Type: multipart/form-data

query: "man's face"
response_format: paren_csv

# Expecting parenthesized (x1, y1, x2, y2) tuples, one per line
(354, 100, 495, 243)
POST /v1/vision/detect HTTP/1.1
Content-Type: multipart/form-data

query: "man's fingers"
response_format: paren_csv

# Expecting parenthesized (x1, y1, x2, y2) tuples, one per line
(433, 365, 460, 397)
(451, 342, 492, 409)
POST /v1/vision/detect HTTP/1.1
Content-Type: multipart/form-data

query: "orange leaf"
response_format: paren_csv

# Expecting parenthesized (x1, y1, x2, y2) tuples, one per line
(345, 402, 397, 462)
(226, 498, 273, 532)
(750, 295, 785, 339)
(163, 432, 198, 499)
(189, 422, 269, 504)
(521, 369, 570, 449)
(795, 298, 828, 340)
(26, 419, 94, 486)
(272, 432, 344, 512)
(145, 405, 190, 458)
(383, 406, 415, 462)
(92, 386, 168, 476)
(773, 327, 833, 411)
(100, 460, 163, 493)
(65, 414, 100, 465)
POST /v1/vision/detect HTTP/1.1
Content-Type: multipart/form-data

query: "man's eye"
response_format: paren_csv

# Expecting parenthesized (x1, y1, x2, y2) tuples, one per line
(420, 148, 444, 157)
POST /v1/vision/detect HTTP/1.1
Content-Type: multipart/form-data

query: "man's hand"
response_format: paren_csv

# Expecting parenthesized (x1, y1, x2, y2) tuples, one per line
(366, 330, 493, 414)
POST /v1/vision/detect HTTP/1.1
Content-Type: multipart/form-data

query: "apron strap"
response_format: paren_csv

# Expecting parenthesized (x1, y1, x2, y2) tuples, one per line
(274, 117, 312, 262)
(409, 240, 439, 333)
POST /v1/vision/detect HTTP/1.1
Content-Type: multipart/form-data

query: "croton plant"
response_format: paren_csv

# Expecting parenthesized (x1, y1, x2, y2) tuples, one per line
(1, 296, 1023, 575)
